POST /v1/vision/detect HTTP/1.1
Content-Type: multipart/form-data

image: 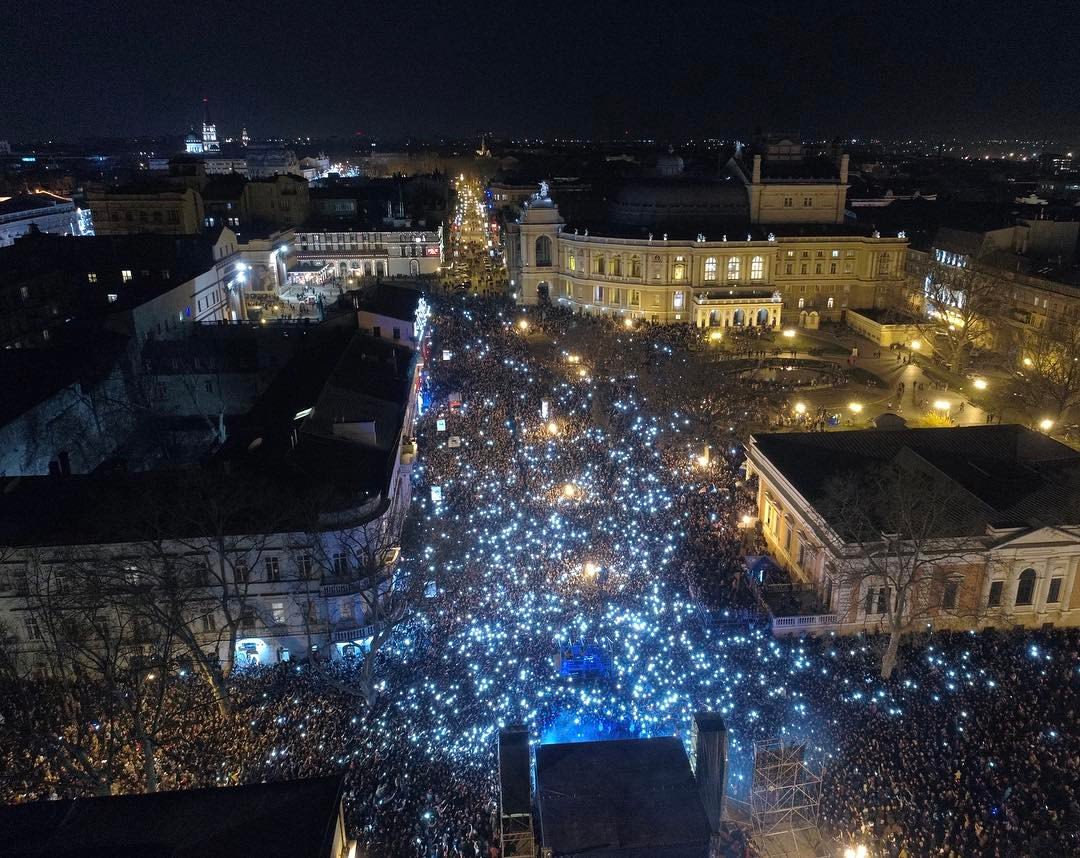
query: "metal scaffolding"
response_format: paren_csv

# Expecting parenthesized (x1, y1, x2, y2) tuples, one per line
(750, 738, 823, 853)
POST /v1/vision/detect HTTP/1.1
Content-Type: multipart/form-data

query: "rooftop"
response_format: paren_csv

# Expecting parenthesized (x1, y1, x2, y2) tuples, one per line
(0, 775, 344, 858)
(751, 425, 1080, 535)
(536, 737, 711, 858)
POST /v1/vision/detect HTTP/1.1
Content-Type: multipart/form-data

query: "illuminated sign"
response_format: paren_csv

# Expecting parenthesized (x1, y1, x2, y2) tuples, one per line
(424, 246, 440, 257)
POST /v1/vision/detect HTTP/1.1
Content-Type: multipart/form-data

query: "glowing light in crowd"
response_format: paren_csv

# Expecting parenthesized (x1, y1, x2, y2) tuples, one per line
(794, 402, 807, 415)
(547, 421, 560, 435)
(562, 482, 577, 498)
(933, 400, 951, 411)
(972, 378, 987, 391)
(783, 328, 796, 338)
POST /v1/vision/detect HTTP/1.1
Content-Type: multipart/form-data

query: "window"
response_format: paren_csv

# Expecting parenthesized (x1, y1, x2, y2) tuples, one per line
(987, 580, 1004, 608)
(372, 326, 381, 338)
(121, 269, 133, 283)
(201, 613, 216, 632)
(673, 291, 685, 310)
(161, 269, 170, 279)
(727, 257, 740, 280)
(800, 263, 808, 275)
(750, 256, 764, 280)
(563, 281, 572, 297)
(797, 297, 805, 308)
(107, 293, 118, 304)
(594, 285, 605, 303)
(783, 197, 793, 207)
(630, 289, 641, 306)
(942, 579, 960, 611)
(803, 197, 813, 207)
(332, 552, 348, 575)
(594, 255, 606, 275)
(265, 556, 281, 582)
(673, 257, 686, 281)
(844, 261, 853, 274)
(831, 249, 840, 258)
(393, 327, 401, 340)
(24, 616, 42, 641)
(827, 297, 835, 309)
(610, 256, 622, 276)
(87, 272, 98, 283)
(568, 254, 576, 272)
(864, 586, 889, 615)
(704, 257, 718, 281)
(1015, 568, 1036, 606)
(234, 559, 249, 584)
(785, 263, 794, 274)
(272, 602, 286, 624)
(535, 235, 552, 267)
(815, 263, 823, 274)
(1047, 576, 1063, 604)
(630, 256, 642, 278)
(299, 554, 314, 577)
(829, 263, 837, 274)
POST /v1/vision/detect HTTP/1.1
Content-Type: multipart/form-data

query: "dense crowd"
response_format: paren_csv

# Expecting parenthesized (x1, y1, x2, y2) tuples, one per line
(0, 295, 1077, 858)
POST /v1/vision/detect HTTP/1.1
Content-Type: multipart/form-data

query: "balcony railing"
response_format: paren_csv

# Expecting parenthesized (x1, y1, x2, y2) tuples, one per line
(771, 613, 838, 634)
(322, 581, 355, 597)
(330, 624, 376, 643)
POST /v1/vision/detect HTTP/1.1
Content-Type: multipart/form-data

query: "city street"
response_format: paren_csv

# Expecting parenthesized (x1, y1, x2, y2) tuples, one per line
(445, 175, 503, 296)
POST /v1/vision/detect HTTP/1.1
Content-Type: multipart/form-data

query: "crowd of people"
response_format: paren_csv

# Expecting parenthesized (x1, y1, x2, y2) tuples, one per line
(0, 294, 1077, 858)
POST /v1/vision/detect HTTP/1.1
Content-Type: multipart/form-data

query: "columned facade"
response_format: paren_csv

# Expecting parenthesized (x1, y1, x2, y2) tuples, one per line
(507, 199, 907, 324)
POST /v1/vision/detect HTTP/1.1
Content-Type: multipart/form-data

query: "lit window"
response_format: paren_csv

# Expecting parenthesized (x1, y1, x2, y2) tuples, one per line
(673, 290, 685, 310)
(750, 256, 764, 280)
(630, 256, 642, 278)
(87, 272, 98, 283)
(568, 254, 576, 272)
(673, 257, 686, 281)
(727, 257, 740, 280)
(610, 256, 622, 276)
(106, 293, 118, 304)
(827, 297, 834, 309)
(704, 257, 717, 281)
(121, 269, 133, 283)
(831, 249, 840, 258)
(272, 602, 286, 624)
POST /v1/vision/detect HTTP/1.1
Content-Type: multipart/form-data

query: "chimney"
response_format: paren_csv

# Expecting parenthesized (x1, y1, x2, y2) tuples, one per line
(691, 712, 728, 833)
(840, 153, 850, 185)
(752, 154, 762, 184)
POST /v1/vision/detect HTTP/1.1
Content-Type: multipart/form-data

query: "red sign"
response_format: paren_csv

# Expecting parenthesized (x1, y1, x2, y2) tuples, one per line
(424, 246, 440, 257)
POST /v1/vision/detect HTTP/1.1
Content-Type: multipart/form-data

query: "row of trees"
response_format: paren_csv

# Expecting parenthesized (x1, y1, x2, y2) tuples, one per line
(0, 471, 414, 795)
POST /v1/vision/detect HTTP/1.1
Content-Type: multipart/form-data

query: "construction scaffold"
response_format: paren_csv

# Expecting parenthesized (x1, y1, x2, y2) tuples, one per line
(750, 738, 824, 856)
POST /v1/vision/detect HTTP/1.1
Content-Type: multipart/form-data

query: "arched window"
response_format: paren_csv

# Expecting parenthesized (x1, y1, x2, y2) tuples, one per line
(727, 257, 740, 280)
(568, 254, 576, 272)
(673, 256, 686, 281)
(750, 255, 764, 280)
(535, 235, 552, 267)
(1015, 568, 1036, 606)
(610, 256, 622, 276)
(704, 257, 718, 281)
(827, 296, 835, 309)
(594, 255, 606, 275)
(629, 256, 642, 278)
(798, 297, 805, 308)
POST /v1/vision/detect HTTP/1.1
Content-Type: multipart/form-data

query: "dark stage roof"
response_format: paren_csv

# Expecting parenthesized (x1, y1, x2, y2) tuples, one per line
(536, 737, 711, 858)
(0, 776, 345, 858)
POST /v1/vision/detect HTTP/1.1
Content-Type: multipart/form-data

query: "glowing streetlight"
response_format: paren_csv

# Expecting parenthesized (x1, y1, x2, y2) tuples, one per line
(1040, 418, 1054, 432)
(782, 328, 796, 338)
(546, 421, 559, 436)
(794, 401, 807, 415)
(848, 401, 863, 414)
(843, 847, 868, 858)
(578, 368, 588, 378)
(709, 329, 723, 342)
(740, 514, 754, 527)
(910, 339, 921, 350)
(517, 318, 529, 332)
(1023, 356, 1033, 367)
(623, 317, 634, 329)
(973, 378, 988, 391)
(696, 455, 710, 468)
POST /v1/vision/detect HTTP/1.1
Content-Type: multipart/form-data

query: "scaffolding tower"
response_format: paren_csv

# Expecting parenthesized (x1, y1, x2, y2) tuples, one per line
(750, 738, 823, 855)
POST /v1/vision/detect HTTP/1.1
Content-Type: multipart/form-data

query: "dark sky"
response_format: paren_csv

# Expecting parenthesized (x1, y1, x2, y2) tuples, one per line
(2, 0, 1078, 143)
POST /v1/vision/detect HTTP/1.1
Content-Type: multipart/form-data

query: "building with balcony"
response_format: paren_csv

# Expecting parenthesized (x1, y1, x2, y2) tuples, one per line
(293, 226, 442, 282)
(745, 425, 1080, 637)
(507, 193, 905, 325)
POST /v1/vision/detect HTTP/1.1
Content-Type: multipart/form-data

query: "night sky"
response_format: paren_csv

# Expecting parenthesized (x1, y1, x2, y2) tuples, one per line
(2, 0, 1078, 142)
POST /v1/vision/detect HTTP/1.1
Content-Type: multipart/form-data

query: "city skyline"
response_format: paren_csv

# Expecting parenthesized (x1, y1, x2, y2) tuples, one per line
(2, 0, 1078, 142)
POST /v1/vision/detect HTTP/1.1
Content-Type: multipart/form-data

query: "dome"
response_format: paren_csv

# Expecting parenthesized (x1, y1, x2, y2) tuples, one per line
(185, 132, 200, 143)
(608, 178, 748, 226)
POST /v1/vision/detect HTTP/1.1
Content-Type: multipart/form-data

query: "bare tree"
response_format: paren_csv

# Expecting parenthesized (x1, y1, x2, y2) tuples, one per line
(906, 254, 1004, 376)
(1008, 316, 1080, 422)
(313, 501, 417, 706)
(821, 461, 992, 679)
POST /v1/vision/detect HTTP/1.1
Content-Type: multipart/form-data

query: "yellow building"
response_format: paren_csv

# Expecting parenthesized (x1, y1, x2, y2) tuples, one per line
(88, 185, 204, 236)
(507, 194, 905, 325)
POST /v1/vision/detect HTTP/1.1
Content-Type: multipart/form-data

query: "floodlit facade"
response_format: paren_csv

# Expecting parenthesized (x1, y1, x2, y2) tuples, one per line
(745, 426, 1080, 636)
(294, 227, 443, 280)
(507, 195, 906, 325)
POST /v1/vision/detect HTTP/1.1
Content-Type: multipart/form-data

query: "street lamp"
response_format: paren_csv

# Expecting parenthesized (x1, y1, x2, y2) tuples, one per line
(794, 402, 807, 415)
(973, 378, 988, 391)
(933, 399, 951, 412)
(910, 339, 921, 351)
(517, 318, 529, 332)
(783, 328, 796, 338)
(624, 317, 634, 329)
(843, 846, 868, 858)
(1040, 418, 1054, 432)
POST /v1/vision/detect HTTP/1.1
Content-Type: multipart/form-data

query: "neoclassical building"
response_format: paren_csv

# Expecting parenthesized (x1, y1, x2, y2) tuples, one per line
(506, 193, 907, 326)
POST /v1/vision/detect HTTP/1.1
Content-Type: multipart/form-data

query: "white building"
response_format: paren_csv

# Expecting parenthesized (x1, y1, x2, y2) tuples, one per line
(0, 192, 91, 247)
(293, 227, 442, 281)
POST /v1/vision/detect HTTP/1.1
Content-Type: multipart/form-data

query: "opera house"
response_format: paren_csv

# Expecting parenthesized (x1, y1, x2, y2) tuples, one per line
(505, 138, 908, 328)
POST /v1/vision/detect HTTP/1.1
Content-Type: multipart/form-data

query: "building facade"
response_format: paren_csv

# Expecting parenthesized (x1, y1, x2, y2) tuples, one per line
(745, 426, 1080, 637)
(507, 196, 906, 325)
(88, 186, 205, 236)
(293, 227, 443, 280)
